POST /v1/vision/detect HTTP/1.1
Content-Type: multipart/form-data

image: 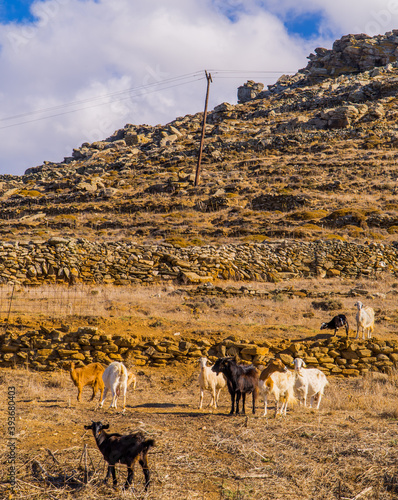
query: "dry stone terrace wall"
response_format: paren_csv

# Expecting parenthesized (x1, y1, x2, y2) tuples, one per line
(0, 238, 397, 286)
(1, 325, 397, 378)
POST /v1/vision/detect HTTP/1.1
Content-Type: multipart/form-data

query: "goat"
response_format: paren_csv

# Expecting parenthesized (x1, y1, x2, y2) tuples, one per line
(211, 357, 258, 415)
(69, 362, 105, 402)
(259, 358, 296, 416)
(198, 357, 226, 409)
(99, 362, 136, 411)
(355, 301, 375, 340)
(84, 421, 154, 490)
(320, 314, 349, 337)
(293, 358, 329, 409)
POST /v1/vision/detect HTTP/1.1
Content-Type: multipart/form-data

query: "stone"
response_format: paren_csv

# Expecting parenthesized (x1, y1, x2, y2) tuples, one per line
(240, 346, 269, 356)
(357, 349, 372, 358)
(279, 353, 293, 365)
(237, 81, 264, 103)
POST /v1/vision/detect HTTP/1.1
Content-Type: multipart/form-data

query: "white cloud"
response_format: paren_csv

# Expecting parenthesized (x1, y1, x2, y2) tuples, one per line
(259, 0, 398, 38)
(2, 0, 393, 175)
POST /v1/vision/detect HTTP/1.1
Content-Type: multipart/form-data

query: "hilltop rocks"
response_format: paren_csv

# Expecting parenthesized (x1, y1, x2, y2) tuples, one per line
(238, 81, 264, 103)
(304, 31, 398, 79)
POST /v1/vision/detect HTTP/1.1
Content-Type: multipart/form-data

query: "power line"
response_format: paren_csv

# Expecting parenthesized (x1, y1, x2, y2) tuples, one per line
(0, 74, 205, 130)
(0, 71, 205, 124)
(0, 68, 295, 130)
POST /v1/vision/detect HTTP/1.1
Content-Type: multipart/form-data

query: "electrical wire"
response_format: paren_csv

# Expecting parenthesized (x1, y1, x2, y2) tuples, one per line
(0, 71, 205, 124)
(0, 68, 295, 130)
(0, 74, 206, 130)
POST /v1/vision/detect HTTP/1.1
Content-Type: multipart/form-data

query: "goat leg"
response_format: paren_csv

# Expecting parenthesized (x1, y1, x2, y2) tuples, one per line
(140, 455, 151, 491)
(104, 465, 112, 485)
(111, 465, 117, 488)
(90, 384, 96, 401)
(235, 392, 241, 414)
(252, 389, 257, 415)
(215, 388, 222, 409)
(241, 392, 246, 415)
(124, 465, 134, 490)
(229, 392, 235, 415)
(99, 387, 108, 408)
(199, 389, 204, 409)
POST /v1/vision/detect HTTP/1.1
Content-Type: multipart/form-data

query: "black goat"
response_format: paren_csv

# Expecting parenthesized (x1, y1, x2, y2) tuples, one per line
(84, 421, 154, 490)
(320, 314, 349, 336)
(212, 357, 258, 415)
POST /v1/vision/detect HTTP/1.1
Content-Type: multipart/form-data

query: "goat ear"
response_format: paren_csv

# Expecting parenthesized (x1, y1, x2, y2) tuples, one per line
(103, 423, 110, 429)
(84, 425, 92, 430)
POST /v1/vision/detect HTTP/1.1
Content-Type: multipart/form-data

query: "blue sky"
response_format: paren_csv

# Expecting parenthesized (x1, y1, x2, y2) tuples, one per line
(0, 0, 397, 175)
(0, 1, 36, 23)
(1, 0, 325, 37)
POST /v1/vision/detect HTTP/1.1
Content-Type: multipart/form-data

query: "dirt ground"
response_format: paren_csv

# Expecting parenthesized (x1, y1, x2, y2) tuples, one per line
(1, 360, 398, 500)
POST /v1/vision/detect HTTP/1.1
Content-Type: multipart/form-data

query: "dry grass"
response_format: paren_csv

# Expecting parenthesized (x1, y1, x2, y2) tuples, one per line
(1, 366, 398, 499)
(1, 276, 398, 498)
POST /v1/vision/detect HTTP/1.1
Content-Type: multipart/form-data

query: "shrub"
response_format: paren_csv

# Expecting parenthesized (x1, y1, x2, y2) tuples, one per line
(301, 223, 322, 231)
(18, 189, 44, 198)
(344, 225, 364, 237)
(312, 299, 343, 311)
(289, 209, 328, 220)
(328, 208, 366, 221)
(369, 231, 385, 240)
(243, 234, 267, 242)
(325, 234, 345, 241)
(164, 237, 190, 248)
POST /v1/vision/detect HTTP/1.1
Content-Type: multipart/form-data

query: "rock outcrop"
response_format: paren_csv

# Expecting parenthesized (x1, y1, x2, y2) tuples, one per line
(304, 31, 398, 79)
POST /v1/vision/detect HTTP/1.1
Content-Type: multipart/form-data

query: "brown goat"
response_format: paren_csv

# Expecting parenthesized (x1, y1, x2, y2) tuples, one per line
(70, 362, 105, 402)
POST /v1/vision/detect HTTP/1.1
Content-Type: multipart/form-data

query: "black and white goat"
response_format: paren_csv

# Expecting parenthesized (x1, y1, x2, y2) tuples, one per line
(320, 314, 349, 336)
(84, 421, 154, 490)
(212, 357, 258, 415)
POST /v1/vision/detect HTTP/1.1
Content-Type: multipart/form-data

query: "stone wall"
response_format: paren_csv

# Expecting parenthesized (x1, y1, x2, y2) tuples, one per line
(0, 238, 397, 286)
(1, 325, 397, 378)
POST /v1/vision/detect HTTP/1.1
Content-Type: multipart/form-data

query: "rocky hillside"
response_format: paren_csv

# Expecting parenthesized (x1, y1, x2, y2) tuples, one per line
(3, 31, 398, 248)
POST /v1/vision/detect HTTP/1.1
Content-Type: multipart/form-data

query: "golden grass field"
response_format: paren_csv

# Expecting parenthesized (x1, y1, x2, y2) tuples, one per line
(1, 277, 398, 499)
(1, 362, 398, 499)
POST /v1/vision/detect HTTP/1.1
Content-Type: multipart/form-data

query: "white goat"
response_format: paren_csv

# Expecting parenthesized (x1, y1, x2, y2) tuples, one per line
(259, 359, 296, 416)
(293, 358, 328, 409)
(198, 357, 226, 409)
(99, 362, 136, 411)
(355, 301, 375, 340)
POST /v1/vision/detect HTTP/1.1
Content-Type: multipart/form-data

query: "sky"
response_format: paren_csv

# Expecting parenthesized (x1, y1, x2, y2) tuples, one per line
(0, 0, 398, 175)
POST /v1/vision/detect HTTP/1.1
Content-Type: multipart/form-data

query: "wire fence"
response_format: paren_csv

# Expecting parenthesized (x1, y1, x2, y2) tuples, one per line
(0, 284, 141, 321)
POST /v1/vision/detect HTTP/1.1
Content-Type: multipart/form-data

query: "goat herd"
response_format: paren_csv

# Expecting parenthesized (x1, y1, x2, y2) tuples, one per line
(71, 300, 374, 491)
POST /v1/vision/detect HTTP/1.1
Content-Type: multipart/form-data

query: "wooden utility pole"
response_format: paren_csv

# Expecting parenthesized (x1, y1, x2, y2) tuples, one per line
(195, 70, 212, 186)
